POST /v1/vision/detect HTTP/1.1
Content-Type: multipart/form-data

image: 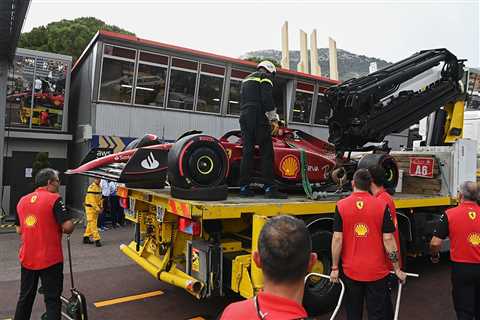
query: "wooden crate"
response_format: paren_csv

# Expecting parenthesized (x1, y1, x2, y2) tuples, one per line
(392, 154, 442, 195)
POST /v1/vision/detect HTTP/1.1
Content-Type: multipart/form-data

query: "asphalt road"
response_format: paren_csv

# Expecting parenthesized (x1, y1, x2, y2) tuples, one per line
(0, 225, 456, 320)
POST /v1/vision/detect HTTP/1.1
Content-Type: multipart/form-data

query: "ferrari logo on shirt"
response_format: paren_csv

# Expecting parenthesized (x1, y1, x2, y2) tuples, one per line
(467, 233, 480, 246)
(468, 211, 476, 220)
(24, 215, 37, 228)
(354, 223, 369, 237)
(30, 195, 37, 203)
(356, 201, 364, 210)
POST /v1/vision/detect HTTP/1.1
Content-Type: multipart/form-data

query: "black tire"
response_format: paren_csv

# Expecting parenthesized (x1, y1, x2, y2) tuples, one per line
(170, 184, 228, 201)
(357, 153, 399, 193)
(168, 134, 228, 189)
(303, 230, 342, 316)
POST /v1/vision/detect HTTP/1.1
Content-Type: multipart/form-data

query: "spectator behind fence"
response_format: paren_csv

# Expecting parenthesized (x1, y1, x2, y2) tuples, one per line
(220, 215, 317, 320)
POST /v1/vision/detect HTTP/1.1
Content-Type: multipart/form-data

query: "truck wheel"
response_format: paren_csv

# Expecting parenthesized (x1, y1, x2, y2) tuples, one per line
(303, 230, 341, 316)
(168, 134, 228, 189)
(357, 154, 399, 192)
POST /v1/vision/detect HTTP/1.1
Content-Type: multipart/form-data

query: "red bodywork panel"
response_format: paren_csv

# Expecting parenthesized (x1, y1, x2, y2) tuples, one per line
(219, 128, 336, 184)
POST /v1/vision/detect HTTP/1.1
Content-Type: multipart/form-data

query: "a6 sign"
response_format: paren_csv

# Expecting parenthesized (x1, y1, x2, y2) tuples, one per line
(409, 157, 434, 178)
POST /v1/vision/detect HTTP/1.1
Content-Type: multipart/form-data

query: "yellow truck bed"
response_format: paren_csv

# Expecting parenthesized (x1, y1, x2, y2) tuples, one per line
(123, 187, 456, 220)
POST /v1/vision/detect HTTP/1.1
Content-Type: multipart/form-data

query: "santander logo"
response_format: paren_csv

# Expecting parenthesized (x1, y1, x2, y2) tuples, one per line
(141, 152, 160, 170)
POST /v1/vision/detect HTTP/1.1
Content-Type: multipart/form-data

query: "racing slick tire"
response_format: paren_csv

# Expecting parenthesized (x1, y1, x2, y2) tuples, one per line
(168, 134, 229, 189)
(357, 153, 399, 193)
(303, 229, 342, 316)
(170, 184, 228, 201)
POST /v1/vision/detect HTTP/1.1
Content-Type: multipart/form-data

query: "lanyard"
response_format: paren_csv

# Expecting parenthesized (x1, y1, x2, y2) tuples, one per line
(254, 295, 268, 320)
(254, 295, 309, 320)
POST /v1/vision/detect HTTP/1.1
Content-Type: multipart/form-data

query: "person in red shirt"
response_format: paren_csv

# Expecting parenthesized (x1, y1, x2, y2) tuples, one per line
(430, 181, 480, 320)
(330, 169, 406, 320)
(14, 168, 75, 320)
(220, 215, 317, 320)
(369, 165, 403, 319)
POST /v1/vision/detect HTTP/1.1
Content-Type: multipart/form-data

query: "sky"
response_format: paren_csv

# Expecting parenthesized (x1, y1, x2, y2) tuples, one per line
(22, 0, 480, 67)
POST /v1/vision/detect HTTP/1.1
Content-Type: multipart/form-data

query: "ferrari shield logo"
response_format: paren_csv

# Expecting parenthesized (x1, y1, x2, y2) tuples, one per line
(30, 195, 37, 203)
(468, 211, 476, 220)
(356, 201, 364, 210)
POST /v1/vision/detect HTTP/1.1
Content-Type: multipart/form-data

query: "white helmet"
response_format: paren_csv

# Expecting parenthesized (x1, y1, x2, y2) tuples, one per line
(257, 60, 277, 74)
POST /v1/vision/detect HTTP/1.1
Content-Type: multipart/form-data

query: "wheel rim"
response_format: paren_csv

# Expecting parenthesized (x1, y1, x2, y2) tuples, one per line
(197, 155, 214, 175)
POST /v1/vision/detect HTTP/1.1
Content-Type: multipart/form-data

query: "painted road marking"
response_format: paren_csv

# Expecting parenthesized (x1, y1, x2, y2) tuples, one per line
(94, 290, 164, 308)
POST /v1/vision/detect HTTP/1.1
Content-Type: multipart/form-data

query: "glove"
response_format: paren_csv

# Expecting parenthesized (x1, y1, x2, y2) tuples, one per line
(271, 120, 280, 136)
(265, 110, 280, 121)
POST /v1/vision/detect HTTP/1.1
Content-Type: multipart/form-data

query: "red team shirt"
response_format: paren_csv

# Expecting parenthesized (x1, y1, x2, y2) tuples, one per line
(16, 188, 63, 270)
(336, 191, 393, 281)
(220, 291, 308, 320)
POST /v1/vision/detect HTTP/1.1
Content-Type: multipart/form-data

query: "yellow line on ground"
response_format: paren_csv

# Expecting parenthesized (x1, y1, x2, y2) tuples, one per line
(94, 290, 164, 308)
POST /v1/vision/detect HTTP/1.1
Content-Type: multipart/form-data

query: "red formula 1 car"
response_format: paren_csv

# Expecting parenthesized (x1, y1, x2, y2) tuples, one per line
(67, 127, 398, 201)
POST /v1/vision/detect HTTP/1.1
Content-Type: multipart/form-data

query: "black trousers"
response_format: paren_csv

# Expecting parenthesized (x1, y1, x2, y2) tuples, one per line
(451, 262, 480, 320)
(14, 262, 63, 320)
(109, 195, 124, 226)
(344, 274, 390, 320)
(239, 107, 274, 187)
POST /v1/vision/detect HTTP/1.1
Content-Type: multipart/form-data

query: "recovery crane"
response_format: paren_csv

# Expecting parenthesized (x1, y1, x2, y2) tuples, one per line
(68, 48, 475, 316)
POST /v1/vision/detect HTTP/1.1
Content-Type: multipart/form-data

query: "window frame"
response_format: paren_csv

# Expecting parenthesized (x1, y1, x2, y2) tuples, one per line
(165, 56, 200, 112)
(6, 52, 71, 132)
(195, 62, 226, 115)
(132, 50, 170, 108)
(226, 67, 251, 116)
(97, 43, 138, 106)
(290, 80, 315, 124)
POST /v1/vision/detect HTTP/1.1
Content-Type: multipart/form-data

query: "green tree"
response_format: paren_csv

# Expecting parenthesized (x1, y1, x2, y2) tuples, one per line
(18, 17, 135, 62)
(244, 57, 281, 68)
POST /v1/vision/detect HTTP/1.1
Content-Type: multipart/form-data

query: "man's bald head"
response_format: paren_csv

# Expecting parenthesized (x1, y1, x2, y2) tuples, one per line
(459, 181, 477, 202)
(258, 215, 312, 284)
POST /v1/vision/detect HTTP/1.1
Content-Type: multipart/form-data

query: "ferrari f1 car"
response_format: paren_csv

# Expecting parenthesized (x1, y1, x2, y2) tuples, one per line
(67, 48, 466, 201)
(67, 128, 398, 201)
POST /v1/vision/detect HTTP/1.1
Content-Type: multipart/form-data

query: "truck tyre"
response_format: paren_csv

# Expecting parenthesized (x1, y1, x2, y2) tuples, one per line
(168, 134, 228, 189)
(303, 229, 342, 316)
(357, 153, 399, 192)
(170, 184, 228, 201)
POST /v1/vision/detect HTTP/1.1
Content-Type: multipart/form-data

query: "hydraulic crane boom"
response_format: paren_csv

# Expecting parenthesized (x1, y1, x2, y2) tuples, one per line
(326, 49, 466, 151)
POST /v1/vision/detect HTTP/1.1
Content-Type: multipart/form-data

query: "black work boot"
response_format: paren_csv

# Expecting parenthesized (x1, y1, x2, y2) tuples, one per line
(239, 185, 255, 198)
(83, 236, 93, 244)
(95, 240, 102, 247)
(264, 186, 288, 199)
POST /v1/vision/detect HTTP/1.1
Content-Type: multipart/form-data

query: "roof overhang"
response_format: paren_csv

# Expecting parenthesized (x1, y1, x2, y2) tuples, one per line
(0, 0, 31, 62)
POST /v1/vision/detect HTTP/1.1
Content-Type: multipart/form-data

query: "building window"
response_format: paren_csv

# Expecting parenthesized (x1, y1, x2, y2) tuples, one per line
(228, 69, 250, 115)
(6, 55, 68, 131)
(32, 57, 68, 130)
(6, 55, 35, 129)
(99, 44, 136, 104)
(197, 64, 225, 114)
(134, 51, 168, 107)
(167, 58, 198, 111)
(292, 82, 314, 123)
(314, 94, 331, 125)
